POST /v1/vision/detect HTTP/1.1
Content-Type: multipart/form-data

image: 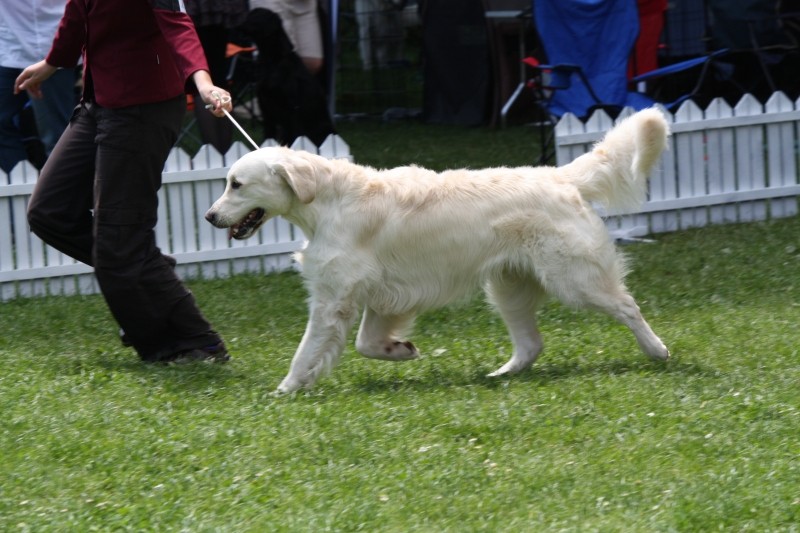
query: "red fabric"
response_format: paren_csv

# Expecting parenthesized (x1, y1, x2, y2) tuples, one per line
(46, 0, 209, 108)
(629, 0, 667, 77)
(523, 57, 541, 68)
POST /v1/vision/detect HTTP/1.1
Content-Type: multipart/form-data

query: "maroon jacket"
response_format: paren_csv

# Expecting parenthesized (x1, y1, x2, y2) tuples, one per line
(45, 0, 209, 108)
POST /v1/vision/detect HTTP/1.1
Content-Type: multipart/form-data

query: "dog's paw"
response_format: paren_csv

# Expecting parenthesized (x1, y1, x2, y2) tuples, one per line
(386, 340, 419, 361)
(646, 343, 670, 362)
(276, 377, 303, 395)
(486, 366, 511, 378)
(487, 360, 531, 378)
(362, 340, 419, 361)
(638, 335, 670, 362)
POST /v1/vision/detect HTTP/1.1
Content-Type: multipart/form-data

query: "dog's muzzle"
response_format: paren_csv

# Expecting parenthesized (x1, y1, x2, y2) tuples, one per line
(206, 208, 267, 240)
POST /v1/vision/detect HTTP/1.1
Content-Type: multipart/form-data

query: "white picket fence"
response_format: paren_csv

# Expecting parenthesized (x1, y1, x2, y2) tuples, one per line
(555, 92, 800, 238)
(0, 135, 351, 301)
(3, 94, 800, 300)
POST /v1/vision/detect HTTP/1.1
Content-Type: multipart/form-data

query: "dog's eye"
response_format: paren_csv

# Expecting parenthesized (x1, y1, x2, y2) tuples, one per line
(231, 180, 242, 190)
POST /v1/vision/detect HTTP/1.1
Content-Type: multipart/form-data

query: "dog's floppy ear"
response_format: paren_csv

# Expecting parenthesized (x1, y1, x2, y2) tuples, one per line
(273, 153, 327, 204)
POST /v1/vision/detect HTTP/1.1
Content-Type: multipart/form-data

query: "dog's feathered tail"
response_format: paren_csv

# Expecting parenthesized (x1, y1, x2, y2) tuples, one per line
(561, 108, 670, 211)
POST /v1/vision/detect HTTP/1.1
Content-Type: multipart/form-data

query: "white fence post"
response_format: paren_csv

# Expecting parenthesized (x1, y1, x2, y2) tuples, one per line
(765, 92, 799, 219)
(650, 103, 679, 233)
(705, 97, 737, 224)
(673, 99, 708, 229)
(734, 94, 768, 223)
(554, 112, 588, 167)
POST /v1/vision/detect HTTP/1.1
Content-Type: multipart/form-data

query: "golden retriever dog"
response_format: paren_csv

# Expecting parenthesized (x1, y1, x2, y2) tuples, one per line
(205, 108, 671, 393)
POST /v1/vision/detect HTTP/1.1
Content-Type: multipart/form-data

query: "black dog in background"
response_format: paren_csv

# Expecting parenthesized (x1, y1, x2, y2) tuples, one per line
(241, 8, 336, 147)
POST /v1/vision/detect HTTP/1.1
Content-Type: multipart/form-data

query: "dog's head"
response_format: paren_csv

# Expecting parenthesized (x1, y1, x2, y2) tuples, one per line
(205, 147, 323, 239)
(241, 8, 295, 59)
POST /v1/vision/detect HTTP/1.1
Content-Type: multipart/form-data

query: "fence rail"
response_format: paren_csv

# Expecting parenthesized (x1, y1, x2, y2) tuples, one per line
(555, 92, 800, 239)
(1, 135, 351, 301)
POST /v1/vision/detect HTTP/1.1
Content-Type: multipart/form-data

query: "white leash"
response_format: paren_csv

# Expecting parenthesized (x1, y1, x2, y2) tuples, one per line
(206, 91, 260, 151)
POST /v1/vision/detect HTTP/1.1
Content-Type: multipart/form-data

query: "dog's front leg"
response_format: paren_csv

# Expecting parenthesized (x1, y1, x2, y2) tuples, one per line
(276, 297, 359, 394)
(355, 306, 419, 361)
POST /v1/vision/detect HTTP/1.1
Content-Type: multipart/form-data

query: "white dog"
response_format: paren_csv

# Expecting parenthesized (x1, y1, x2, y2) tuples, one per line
(206, 108, 671, 393)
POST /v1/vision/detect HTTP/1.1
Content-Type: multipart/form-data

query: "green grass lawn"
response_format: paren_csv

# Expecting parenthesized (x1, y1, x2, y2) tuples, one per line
(339, 119, 545, 170)
(2, 121, 799, 531)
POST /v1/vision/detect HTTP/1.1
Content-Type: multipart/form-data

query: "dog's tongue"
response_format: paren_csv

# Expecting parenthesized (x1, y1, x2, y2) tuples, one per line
(228, 227, 236, 240)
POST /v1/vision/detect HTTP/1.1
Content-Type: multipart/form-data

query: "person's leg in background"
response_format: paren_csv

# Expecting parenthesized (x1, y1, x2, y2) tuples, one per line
(250, 0, 324, 75)
(30, 67, 78, 157)
(193, 25, 233, 153)
(355, 0, 376, 70)
(286, 0, 324, 75)
(0, 66, 29, 174)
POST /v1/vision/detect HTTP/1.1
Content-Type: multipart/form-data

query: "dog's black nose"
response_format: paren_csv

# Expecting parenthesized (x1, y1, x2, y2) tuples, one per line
(205, 212, 217, 224)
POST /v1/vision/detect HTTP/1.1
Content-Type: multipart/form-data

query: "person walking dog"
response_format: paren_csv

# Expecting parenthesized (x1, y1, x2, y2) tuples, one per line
(15, 0, 233, 364)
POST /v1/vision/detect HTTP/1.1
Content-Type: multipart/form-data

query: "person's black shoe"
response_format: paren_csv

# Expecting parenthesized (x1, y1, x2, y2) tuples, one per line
(168, 342, 231, 364)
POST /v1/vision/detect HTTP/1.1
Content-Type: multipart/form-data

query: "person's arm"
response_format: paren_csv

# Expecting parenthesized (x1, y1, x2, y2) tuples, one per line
(14, 60, 58, 98)
(192, 70, 232, 117)
(14, 0, 85, 97)
(44, 0, 86, 69)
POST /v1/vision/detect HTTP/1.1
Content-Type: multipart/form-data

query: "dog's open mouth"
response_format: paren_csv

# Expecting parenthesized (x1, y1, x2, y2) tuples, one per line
(229, 208, 267, 240)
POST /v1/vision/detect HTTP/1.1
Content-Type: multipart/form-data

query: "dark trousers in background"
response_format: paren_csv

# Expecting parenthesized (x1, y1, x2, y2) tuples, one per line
(0, 66, 77, 173)
(0, 66, 30, 173)
(27, 97, 222, 361)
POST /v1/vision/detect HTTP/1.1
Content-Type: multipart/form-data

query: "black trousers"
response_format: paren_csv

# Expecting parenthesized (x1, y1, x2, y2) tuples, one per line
(27, 97, 222, 361)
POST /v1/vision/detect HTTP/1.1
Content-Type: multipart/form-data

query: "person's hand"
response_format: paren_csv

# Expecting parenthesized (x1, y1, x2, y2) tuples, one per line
(192, 70, 232, 117)
(14, 60, 58, 99)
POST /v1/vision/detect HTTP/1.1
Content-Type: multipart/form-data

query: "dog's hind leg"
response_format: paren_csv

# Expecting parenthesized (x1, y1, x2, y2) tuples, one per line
(355, 307, 419, 361)
(486, 272, 547, 377)
(276, 296, 360, 394)
(540, 250, 670, 362)
(586, 290, 670, 361)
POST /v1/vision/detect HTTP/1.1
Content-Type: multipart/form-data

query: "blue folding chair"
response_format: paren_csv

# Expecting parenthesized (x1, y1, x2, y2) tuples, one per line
(525, 0, 726, 163)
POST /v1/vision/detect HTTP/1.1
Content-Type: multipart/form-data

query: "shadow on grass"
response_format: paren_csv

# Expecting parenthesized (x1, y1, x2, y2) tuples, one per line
(350, 356, 717, 394)
(75, 347, 717, 399)
(88, 354, 247, 392)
